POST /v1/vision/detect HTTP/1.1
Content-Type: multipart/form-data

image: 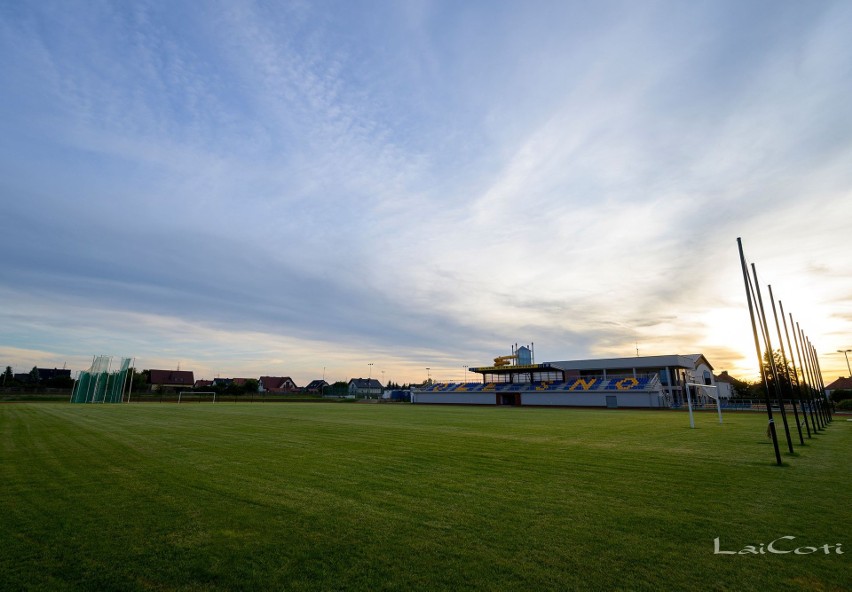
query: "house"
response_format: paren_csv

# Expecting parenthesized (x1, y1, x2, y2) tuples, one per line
(194, 380, 214, 389)
(304, 379, 329, 393)
(149, 370, 195, 391)
(348, 378, 384, 398)
(212, 378, 251, 389)
(36, 368, 73, 381)
(712, 371, 737, 399)
(258, 376, 297, 393)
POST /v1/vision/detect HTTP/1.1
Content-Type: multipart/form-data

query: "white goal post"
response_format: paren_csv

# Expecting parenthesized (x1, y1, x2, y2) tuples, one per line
(684, 383, 721, 428)
(178, 391, 216, 404)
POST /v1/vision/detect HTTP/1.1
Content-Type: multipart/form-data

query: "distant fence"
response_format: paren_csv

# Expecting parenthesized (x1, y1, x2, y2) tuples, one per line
(0, 389, 328, 403)
(129, 392, 327, 403)
(670, 399, 819, 412)
(0, 388, 72, 402)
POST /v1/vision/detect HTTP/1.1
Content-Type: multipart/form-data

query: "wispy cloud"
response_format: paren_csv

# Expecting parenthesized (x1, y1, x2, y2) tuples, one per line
(2, 1, 851, 383)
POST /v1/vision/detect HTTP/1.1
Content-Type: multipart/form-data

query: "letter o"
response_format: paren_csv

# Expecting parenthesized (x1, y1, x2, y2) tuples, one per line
(794, 546, 818, 555)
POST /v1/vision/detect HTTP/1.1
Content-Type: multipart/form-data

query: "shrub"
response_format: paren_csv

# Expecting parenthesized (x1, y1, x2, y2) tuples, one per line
(830, 389, 852, 403)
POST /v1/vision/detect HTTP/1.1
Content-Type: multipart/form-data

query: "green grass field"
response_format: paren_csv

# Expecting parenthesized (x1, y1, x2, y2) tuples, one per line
(1, 404, 848, 591)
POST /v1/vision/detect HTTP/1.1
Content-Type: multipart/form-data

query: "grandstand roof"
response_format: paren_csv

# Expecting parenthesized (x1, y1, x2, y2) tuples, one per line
(468, 363, 554, 374)
(549, 354, 711, 372)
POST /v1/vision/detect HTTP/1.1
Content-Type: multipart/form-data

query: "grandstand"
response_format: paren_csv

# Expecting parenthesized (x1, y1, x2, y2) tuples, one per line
(412, 353, 716, 408)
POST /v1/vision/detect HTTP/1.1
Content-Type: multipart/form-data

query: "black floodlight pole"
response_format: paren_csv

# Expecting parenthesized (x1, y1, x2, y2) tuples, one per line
(797, 323, 823, 430)
(804, 334, 827, 426)
(769, 287, 804, 445)
(780, 303, 811, 438)
(751, 263, 795, 454)
(737, 239, 782, 465)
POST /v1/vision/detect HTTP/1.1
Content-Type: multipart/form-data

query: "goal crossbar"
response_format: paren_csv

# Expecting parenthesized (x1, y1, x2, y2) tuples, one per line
(684, 383, 721, 427)
(178, 391, 216, 404)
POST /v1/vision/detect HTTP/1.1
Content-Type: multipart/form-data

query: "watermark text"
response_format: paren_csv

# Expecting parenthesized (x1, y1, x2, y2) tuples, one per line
(714, 536, 843, 555)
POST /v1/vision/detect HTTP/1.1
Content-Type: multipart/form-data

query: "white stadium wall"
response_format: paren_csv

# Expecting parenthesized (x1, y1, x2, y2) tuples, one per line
(413, 390, 666, 408)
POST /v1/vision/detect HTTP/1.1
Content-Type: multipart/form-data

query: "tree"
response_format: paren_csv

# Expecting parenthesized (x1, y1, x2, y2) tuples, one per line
(243, 379, 259, 394)
(44, 374, 74, 389)
(328, 381, 348, 397)
(125, 368, 149, 393)
(759, 349, 798, 399)
(830, 389, 852, 403)
(29, 366, 40, 383)
(721, 373, 756, 399)
(2, 366, 12, 386)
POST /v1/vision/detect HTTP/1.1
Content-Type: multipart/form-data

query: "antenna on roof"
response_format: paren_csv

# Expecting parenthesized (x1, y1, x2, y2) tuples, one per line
(636, 342, 639, 357)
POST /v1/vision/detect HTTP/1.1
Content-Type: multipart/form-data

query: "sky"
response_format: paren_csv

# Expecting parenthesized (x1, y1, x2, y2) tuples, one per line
(2, 0, 851, 386)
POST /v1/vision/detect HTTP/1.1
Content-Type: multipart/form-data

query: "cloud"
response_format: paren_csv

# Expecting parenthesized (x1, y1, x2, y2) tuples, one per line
(2, 1, 852, 382)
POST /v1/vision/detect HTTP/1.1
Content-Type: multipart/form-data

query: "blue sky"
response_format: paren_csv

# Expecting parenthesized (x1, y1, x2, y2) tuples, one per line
(2, 0, 851, 385)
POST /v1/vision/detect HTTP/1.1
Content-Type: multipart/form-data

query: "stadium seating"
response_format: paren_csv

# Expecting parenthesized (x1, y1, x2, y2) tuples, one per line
(425, 375, 659, 394)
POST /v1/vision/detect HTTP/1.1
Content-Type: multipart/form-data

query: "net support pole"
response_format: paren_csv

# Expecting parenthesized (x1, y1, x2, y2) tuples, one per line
(751, 264, 794, 454)
(797, 323, 823, 430)
(781, 304, 811, 439)
(127, 358, 135, 404)
(69, 370, 79, 403)
(737, 238, 782, 465)
(769, 286, 804, 446)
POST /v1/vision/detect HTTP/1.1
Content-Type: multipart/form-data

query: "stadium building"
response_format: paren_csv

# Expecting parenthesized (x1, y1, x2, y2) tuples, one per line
(412, 346, 717, 408)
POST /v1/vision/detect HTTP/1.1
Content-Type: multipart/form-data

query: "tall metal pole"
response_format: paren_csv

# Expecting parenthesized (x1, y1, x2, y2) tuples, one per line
(810, 341, 831, 422)
(790, 317, 817, 433)
(769, 287, 804, 445)
(797, 323, 823, 430)
(838, 349, 852, 376)
(751, 264, 794, 454)
(69, 370, 79, 403)
(780, 303, 810, 439)
(737, 239, 782, 465)
(793, 321, 817, 432)
(127, 358, 136, 404)
(804, 334, 826, 425)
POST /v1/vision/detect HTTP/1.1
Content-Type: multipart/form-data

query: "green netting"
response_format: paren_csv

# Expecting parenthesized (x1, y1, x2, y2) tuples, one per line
(71, 356, 132, 403)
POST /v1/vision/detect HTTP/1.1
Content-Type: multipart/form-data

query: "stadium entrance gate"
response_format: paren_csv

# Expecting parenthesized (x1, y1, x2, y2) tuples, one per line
(497, 393, 521, 406)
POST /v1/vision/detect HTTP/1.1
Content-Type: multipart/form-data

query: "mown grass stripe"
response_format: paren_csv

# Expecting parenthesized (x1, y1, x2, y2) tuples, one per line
(1, 404, 848, 591)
